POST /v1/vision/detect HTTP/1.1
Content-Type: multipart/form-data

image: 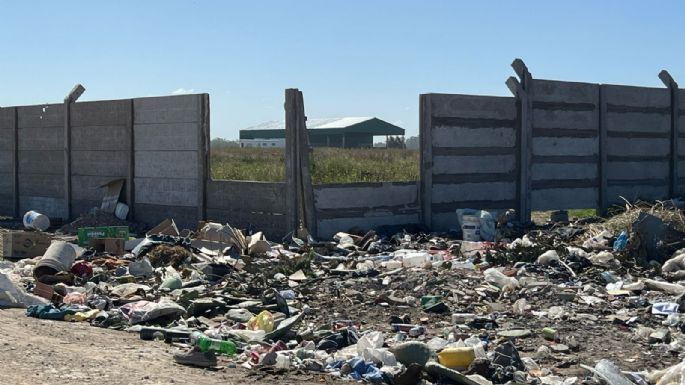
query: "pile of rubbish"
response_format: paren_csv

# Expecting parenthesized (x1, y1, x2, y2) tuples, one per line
(6, 201, 685, 385)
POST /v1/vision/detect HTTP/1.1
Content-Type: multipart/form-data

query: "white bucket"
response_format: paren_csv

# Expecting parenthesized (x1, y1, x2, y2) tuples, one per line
(461, 215, 481, 241)
(115, 202, 129, 220)
(23, 210, 50, 231)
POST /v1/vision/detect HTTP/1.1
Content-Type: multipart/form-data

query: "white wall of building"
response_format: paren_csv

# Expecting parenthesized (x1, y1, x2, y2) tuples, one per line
(239, 138, 286, 148)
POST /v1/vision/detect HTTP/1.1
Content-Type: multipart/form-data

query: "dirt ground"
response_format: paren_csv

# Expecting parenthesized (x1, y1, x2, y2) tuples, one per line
(0, 308, 337, 385)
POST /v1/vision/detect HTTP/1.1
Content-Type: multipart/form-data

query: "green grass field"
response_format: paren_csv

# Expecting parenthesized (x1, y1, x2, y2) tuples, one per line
(210, 147, 419, 184)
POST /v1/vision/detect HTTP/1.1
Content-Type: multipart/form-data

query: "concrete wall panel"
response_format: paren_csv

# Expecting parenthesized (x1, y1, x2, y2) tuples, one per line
(18, 150, 63, 174)
(17, 104, 63, 128)
(604, 85, 669, 107)
(607, 185, 669, 204)
(0, 173, 12, 194)
(432, 182, 516, 203)
(0, 151, 12, 171)
(433, 155, 516, 174)
(72, 100, 130, 126)
(72, 175, 120, 201)
(531, 163, 597, 181)
(607, 138, 669, 157)
(134, 203, 198, 229)
(318, 214, 420, 240)
(18, 127, 63, 150)
(19, 196, 64, 219)
(533, 109, 597, 130)
(134, 123, 199, 151)
(607, 161, 669, 180)
(0, 129, 13, 150)
(134, 95, 200, 124)
(19, 174, 63, 197)
(0, 109, 14, 130)
(134, 151, 198, 178)
(532, 137, 598, 156)
(432, 126, 516, 148)
(606, 112, 670, 133)
(429, 94, 517, 119)
(207, 180, 285, 214)
(71, 150, 128, 176)
(532, 80, 599, 104)
(532, 188, 597, 210)
(134, 177, 198, 206)
(72, 125, 129, 151)
(314, 182, 418, 210)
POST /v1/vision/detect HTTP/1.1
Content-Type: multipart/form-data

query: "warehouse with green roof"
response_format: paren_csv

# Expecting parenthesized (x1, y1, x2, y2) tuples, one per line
(239, 117, 405, 148)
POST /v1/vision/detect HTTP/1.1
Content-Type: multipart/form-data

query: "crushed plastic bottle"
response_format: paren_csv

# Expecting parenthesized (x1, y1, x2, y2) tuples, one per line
(190, 331, 237, 356)
(613, 231, 628, 251)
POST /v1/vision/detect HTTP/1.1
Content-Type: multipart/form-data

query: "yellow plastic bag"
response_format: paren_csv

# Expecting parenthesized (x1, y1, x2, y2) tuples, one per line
(246, 310, 274, 332)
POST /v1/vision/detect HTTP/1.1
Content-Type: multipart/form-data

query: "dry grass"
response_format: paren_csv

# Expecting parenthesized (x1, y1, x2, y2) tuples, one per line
(210, 147, 419, 184)
(587, 199, 685, 237)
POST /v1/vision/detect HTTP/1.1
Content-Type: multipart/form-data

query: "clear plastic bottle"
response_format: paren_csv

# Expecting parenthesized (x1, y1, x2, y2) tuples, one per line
(190, 331, 237, 356)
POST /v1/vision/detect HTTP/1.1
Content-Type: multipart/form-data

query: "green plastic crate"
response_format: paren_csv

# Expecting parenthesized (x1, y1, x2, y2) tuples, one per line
(77, 226, 129, 246)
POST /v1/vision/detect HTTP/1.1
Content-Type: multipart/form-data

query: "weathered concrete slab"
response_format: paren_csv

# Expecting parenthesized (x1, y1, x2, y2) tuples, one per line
(607, 161, 669, 180)
(431, 210, 508, 232)
(532, 80, 599, 104)
(18, 150, 63, 174)
(428, 94, 517, 119)
(134, 151, 198, 179)
(0, 108, 15, 130)
(531, 188, 597, 210)
(71, 125, 129, 151)
(432, 127, 516, 148)
(17, 104, 64, 128)
(19, 174, 63, 197)
(134, 177, 198, 206)
(71, 100, 130, 127)
(0, 129, 14, 150)
(19, 127, 63, 150)
(318, 214, 420, 240)
(604, 85, 669, 107)
(532, 137, 598, 156)
(134, 123, 199, 151)
(313, 182, 418, 210)
(606, 112, 670, 133)
(134, 95, 201, 124)
(433, 154, 516, 174)
(0, 151, 12, 172)
(134, 203, 198, 229)
(19, 196, 65, 219)
(607, 138, 669, 157)
(0, 173, 12, 194)
(432, 182, 516, 203)
(607, 185, 669, 204)
(72, 200, 102, 217)
(0, 194, 13, 216)
(71, 150, 128, 176)
(207, 180, 285, 213)
(533, 109, 597, 130)
(532, 163, 597, 180)
(71, 175, 120, 201)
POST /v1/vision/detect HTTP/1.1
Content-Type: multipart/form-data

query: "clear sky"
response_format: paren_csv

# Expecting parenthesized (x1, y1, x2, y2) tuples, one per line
(1, 1, 683, 138)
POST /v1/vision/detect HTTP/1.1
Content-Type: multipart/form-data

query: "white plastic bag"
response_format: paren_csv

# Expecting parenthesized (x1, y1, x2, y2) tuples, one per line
(484, 268, 519, 290)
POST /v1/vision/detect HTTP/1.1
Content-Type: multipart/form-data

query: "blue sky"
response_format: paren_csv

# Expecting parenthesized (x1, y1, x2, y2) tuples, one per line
(1, 1, 683, 138)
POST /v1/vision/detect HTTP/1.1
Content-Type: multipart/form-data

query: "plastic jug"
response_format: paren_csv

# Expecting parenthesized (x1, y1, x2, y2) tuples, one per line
(437, 347, 475, 370)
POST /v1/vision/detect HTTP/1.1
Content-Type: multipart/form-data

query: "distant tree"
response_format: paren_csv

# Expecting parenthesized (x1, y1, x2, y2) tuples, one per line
(211, 138, 240, 149)
(405, 136, 419, 150)
(386, 136, 406, 149)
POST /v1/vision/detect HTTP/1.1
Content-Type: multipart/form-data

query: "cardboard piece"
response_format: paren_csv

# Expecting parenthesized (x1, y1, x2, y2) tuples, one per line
(77, 226, 129, 247)
(0, 231, 52, 259)
(89, 238, 125, 255)
(146, 219, 179, 237)
(99, 179, 125, 214)
(33, 281, 55, 301)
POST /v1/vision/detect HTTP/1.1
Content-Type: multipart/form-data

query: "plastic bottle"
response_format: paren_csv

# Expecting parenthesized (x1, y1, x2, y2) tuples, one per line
(613, 231, 628, 251)
(190, 331, 237, 355)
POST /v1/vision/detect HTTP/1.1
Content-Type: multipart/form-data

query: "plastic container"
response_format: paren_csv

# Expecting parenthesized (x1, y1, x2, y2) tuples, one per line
(437, 347, 475, 370)
(23, 210, 50, 231)
(33, 241, 77, 278)
(114, 202, 129, 220)
(400, 252, 430, 268)
(613, 230, 628, 251)
(190, 331, 237, 355)
(461, 215, 481, 241)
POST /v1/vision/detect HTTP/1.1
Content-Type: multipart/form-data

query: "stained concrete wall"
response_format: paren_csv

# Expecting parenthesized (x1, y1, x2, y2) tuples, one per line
(530, 80, 600, 210)
(421, 93, 518, 232)
(206, 180, 287, 240)
(313, 181, 420, 239)
(0, 108, 16, 216)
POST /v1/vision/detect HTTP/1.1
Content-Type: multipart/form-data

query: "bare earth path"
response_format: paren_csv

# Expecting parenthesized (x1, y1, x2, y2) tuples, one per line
(0, 308, 333, 385)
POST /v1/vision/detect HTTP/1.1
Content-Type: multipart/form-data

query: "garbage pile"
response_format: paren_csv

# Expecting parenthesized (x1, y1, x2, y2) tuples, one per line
(5, 201, 685, 384)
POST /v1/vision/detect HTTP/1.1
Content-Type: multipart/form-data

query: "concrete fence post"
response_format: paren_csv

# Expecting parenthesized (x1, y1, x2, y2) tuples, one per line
(508, 58, 533, 223)
(419, 94, 433, 230)
(284, 89, 299, 234)
(295, 91, 317, 237)
(659, 70, 680, 198)
(12, 107, 19, 217)
(63, 84, 85, 221)
(598, 85, 608, 216)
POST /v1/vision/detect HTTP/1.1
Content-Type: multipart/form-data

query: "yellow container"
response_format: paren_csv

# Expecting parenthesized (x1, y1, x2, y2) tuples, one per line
(437, 347, 476, 370)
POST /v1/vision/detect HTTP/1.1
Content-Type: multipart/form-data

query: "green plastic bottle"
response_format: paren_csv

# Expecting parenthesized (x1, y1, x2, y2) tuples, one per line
(190, 331, 237, 356)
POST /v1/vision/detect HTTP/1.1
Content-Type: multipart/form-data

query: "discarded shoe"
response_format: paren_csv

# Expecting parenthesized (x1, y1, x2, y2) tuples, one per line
(173, 347, 217, 368)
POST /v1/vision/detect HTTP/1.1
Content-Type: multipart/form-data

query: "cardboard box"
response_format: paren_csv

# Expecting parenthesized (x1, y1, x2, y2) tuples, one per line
(0, 231, 52, 259)
(88, 238, 125, 255)
(77, 226, 128, 246)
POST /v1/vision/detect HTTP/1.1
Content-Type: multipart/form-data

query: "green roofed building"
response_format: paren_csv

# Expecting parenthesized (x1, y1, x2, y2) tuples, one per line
(239, 117, 404, 148)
